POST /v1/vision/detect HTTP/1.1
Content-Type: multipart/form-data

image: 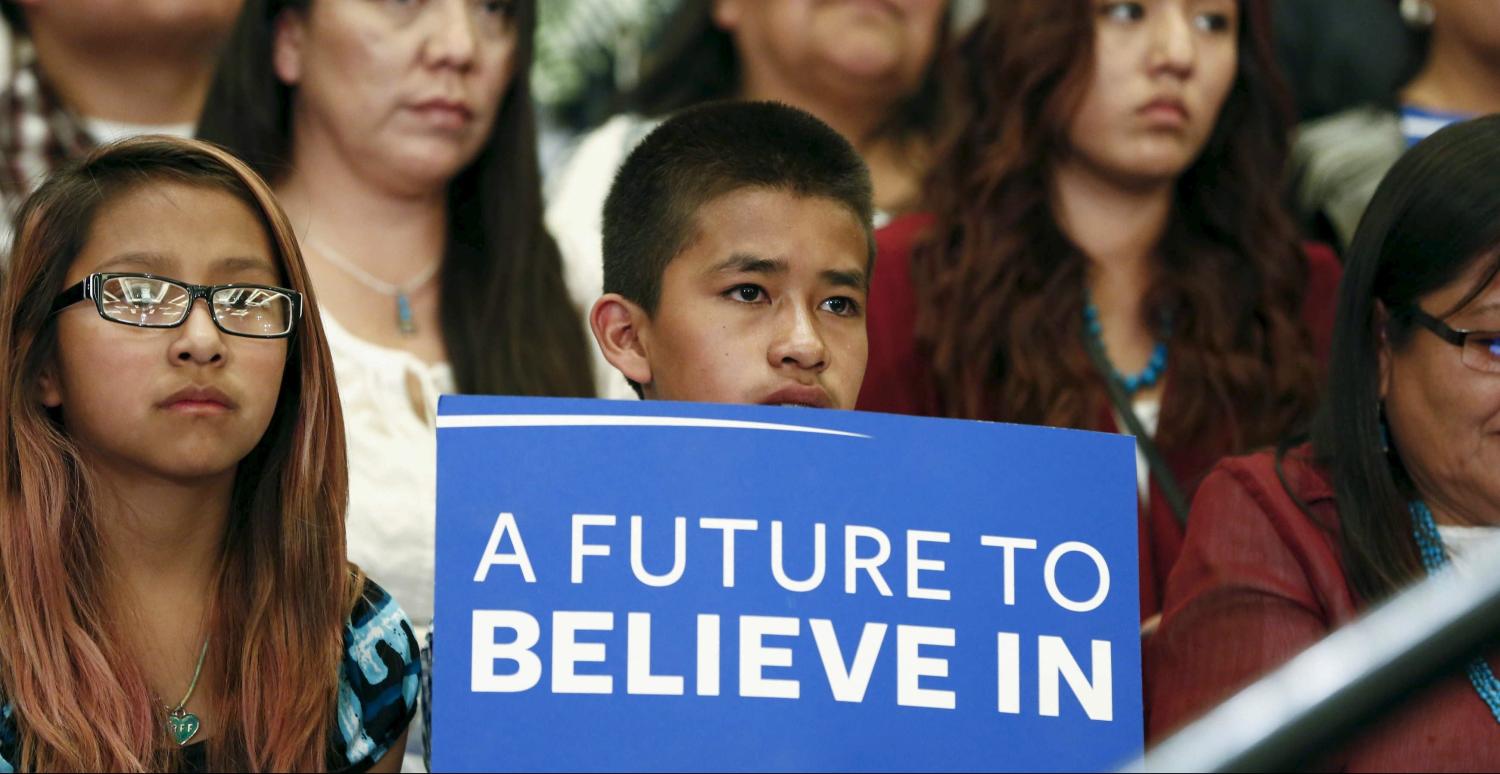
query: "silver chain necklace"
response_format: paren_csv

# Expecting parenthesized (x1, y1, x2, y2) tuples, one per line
(305, 238, 440, 336)
(164, 637, 210, 746)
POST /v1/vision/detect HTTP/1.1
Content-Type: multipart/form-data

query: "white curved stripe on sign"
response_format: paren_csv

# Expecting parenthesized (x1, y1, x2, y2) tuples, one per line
(435, 414, 871, 439)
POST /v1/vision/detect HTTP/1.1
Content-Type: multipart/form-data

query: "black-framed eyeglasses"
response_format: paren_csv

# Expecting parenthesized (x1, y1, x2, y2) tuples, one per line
(1399, 305, 1500, 373)
(50, 272, 303, 339)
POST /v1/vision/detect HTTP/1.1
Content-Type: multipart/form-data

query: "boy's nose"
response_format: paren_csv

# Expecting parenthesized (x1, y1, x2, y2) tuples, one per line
(768, 306, 829, 372)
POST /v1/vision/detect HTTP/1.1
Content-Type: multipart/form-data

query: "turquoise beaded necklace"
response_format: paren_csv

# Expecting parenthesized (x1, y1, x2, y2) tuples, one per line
(1082, 294, 1169, 395)
(1408, 499, 1500, 723)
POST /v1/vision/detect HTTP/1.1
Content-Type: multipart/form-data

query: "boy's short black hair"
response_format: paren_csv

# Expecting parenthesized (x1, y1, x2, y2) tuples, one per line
(602, 100, 875, 315)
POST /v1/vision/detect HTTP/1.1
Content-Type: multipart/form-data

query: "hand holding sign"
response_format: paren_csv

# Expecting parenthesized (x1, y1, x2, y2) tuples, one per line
(434, 397, 1143, 771)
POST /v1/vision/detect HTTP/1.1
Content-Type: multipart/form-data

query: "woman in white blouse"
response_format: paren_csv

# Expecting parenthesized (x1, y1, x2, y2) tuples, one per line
(198, 0, 591, 706)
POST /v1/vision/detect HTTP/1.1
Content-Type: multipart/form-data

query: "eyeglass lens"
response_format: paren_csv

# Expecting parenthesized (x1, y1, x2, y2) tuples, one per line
(99, 276, 293, 337)
(1462, 333, 1500, 373)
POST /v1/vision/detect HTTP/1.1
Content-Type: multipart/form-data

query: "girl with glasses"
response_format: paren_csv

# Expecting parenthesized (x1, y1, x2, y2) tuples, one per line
(1148, 115, 1500, 768)
(0, 136, 417, 771)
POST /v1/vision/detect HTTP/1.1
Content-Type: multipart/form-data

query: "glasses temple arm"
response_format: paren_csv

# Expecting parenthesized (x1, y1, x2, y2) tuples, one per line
(1404, 307, 1469, 347)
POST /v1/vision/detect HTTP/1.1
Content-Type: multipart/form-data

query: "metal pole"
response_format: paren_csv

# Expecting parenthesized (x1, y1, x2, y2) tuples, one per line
(1123, 535, 1500, 773)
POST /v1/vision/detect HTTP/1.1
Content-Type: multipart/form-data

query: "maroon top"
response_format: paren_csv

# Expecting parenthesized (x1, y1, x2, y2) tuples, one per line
(1147, 447, 1500, 769)
(858, 212, 1343, 620)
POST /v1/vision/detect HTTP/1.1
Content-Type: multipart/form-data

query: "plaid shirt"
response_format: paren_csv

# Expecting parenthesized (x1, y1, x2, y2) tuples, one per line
(0, 21, 94, 255)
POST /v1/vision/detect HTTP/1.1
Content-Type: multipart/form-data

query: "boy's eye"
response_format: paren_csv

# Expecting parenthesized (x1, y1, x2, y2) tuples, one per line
(820, 296, 861, 317)
(726, 284, 766, 304)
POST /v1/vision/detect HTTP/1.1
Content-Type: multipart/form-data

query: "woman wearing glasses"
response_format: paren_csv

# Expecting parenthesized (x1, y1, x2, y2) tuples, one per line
(1148, 117, 1500, 766)
(0, 136, 416, 771)
(197, 3, 593, 735)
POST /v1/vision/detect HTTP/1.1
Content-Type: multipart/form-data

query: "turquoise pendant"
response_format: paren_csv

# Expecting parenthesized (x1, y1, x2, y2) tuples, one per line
(396, 293, 416, 336)
(168, 709, 200, 746)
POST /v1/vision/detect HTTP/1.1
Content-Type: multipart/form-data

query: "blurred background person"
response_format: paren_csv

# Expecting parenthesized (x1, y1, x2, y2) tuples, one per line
(198, 4, 594, 765)
(1149, 116, 1500, 767)
(861, 0, 1340, 624)
(1293, 0, 1500, 251)
(527, 0, 678, 169)
(0, 0, 242, 250)
(1271, 0, 1413, 124)
(546, 0, 953, 398)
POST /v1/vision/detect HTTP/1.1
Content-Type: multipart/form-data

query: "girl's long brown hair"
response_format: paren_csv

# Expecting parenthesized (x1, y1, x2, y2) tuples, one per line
(915, 0, 1319, 451)
(0, 136, 357, 771)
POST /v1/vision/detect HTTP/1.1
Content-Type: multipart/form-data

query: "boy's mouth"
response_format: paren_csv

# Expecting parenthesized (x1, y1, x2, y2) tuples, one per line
(759, 384, 833, 409)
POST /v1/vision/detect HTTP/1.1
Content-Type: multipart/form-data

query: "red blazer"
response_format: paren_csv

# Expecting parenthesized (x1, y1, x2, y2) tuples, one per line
(858, 212, 1343, 619)
(1147, 447, 1500, 769)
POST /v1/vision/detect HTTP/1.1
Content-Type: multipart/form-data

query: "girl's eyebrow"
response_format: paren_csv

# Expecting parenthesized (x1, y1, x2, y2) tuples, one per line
(93, 253, 277, 277)
(95, 251, 171, 273)
(93, 253, 279, 277)
(211, 255, 279, 275)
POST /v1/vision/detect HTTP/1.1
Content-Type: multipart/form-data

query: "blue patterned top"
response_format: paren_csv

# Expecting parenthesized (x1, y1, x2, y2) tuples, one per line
(0, 578, 420, 772)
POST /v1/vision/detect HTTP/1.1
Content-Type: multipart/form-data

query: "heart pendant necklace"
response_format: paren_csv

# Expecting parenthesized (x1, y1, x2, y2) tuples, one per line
(164, 637, 209, 747)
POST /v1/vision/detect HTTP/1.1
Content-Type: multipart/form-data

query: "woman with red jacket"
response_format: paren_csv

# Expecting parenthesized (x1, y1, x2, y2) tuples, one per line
(1148, 116, 1500, 766)
(859, 0, 1338, 622)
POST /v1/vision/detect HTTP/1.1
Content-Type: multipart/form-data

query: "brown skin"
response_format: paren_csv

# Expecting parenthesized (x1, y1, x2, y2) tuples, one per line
(18, 0, 241, 125)
(1059, 0, 1239, 635)
(38, 183, 289, 746)
(274, 0, 518, 364)
(1066, 0, 1239, 189)
(1381, 253, 1500, 528)
(1402, 0, 1500, 118)
(715, 0, 943, 110)
(591, 188, 870, 409)
(274, 0, 517, 197)
(37, 181, 415, 766)
(714, 0, 945, 213)
(1054, 0, 1238, 389)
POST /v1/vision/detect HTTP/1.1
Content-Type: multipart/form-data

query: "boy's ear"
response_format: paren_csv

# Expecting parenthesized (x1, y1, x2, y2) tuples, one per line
(590, 294, 654, 389)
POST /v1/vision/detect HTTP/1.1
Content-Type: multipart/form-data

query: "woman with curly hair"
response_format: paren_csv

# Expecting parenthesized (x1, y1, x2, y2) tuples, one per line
(860, 0, 1341, 622)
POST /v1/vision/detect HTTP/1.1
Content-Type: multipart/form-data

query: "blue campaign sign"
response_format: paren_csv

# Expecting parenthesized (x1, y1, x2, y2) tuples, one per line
(432, 396, 1142, 772)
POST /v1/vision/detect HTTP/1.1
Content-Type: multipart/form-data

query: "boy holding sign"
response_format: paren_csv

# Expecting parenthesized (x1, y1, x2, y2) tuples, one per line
(588, 101, 875, 410)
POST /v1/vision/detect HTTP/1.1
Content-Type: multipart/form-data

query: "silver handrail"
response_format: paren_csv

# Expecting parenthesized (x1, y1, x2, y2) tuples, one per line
(1124, 534, 1500, 772)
